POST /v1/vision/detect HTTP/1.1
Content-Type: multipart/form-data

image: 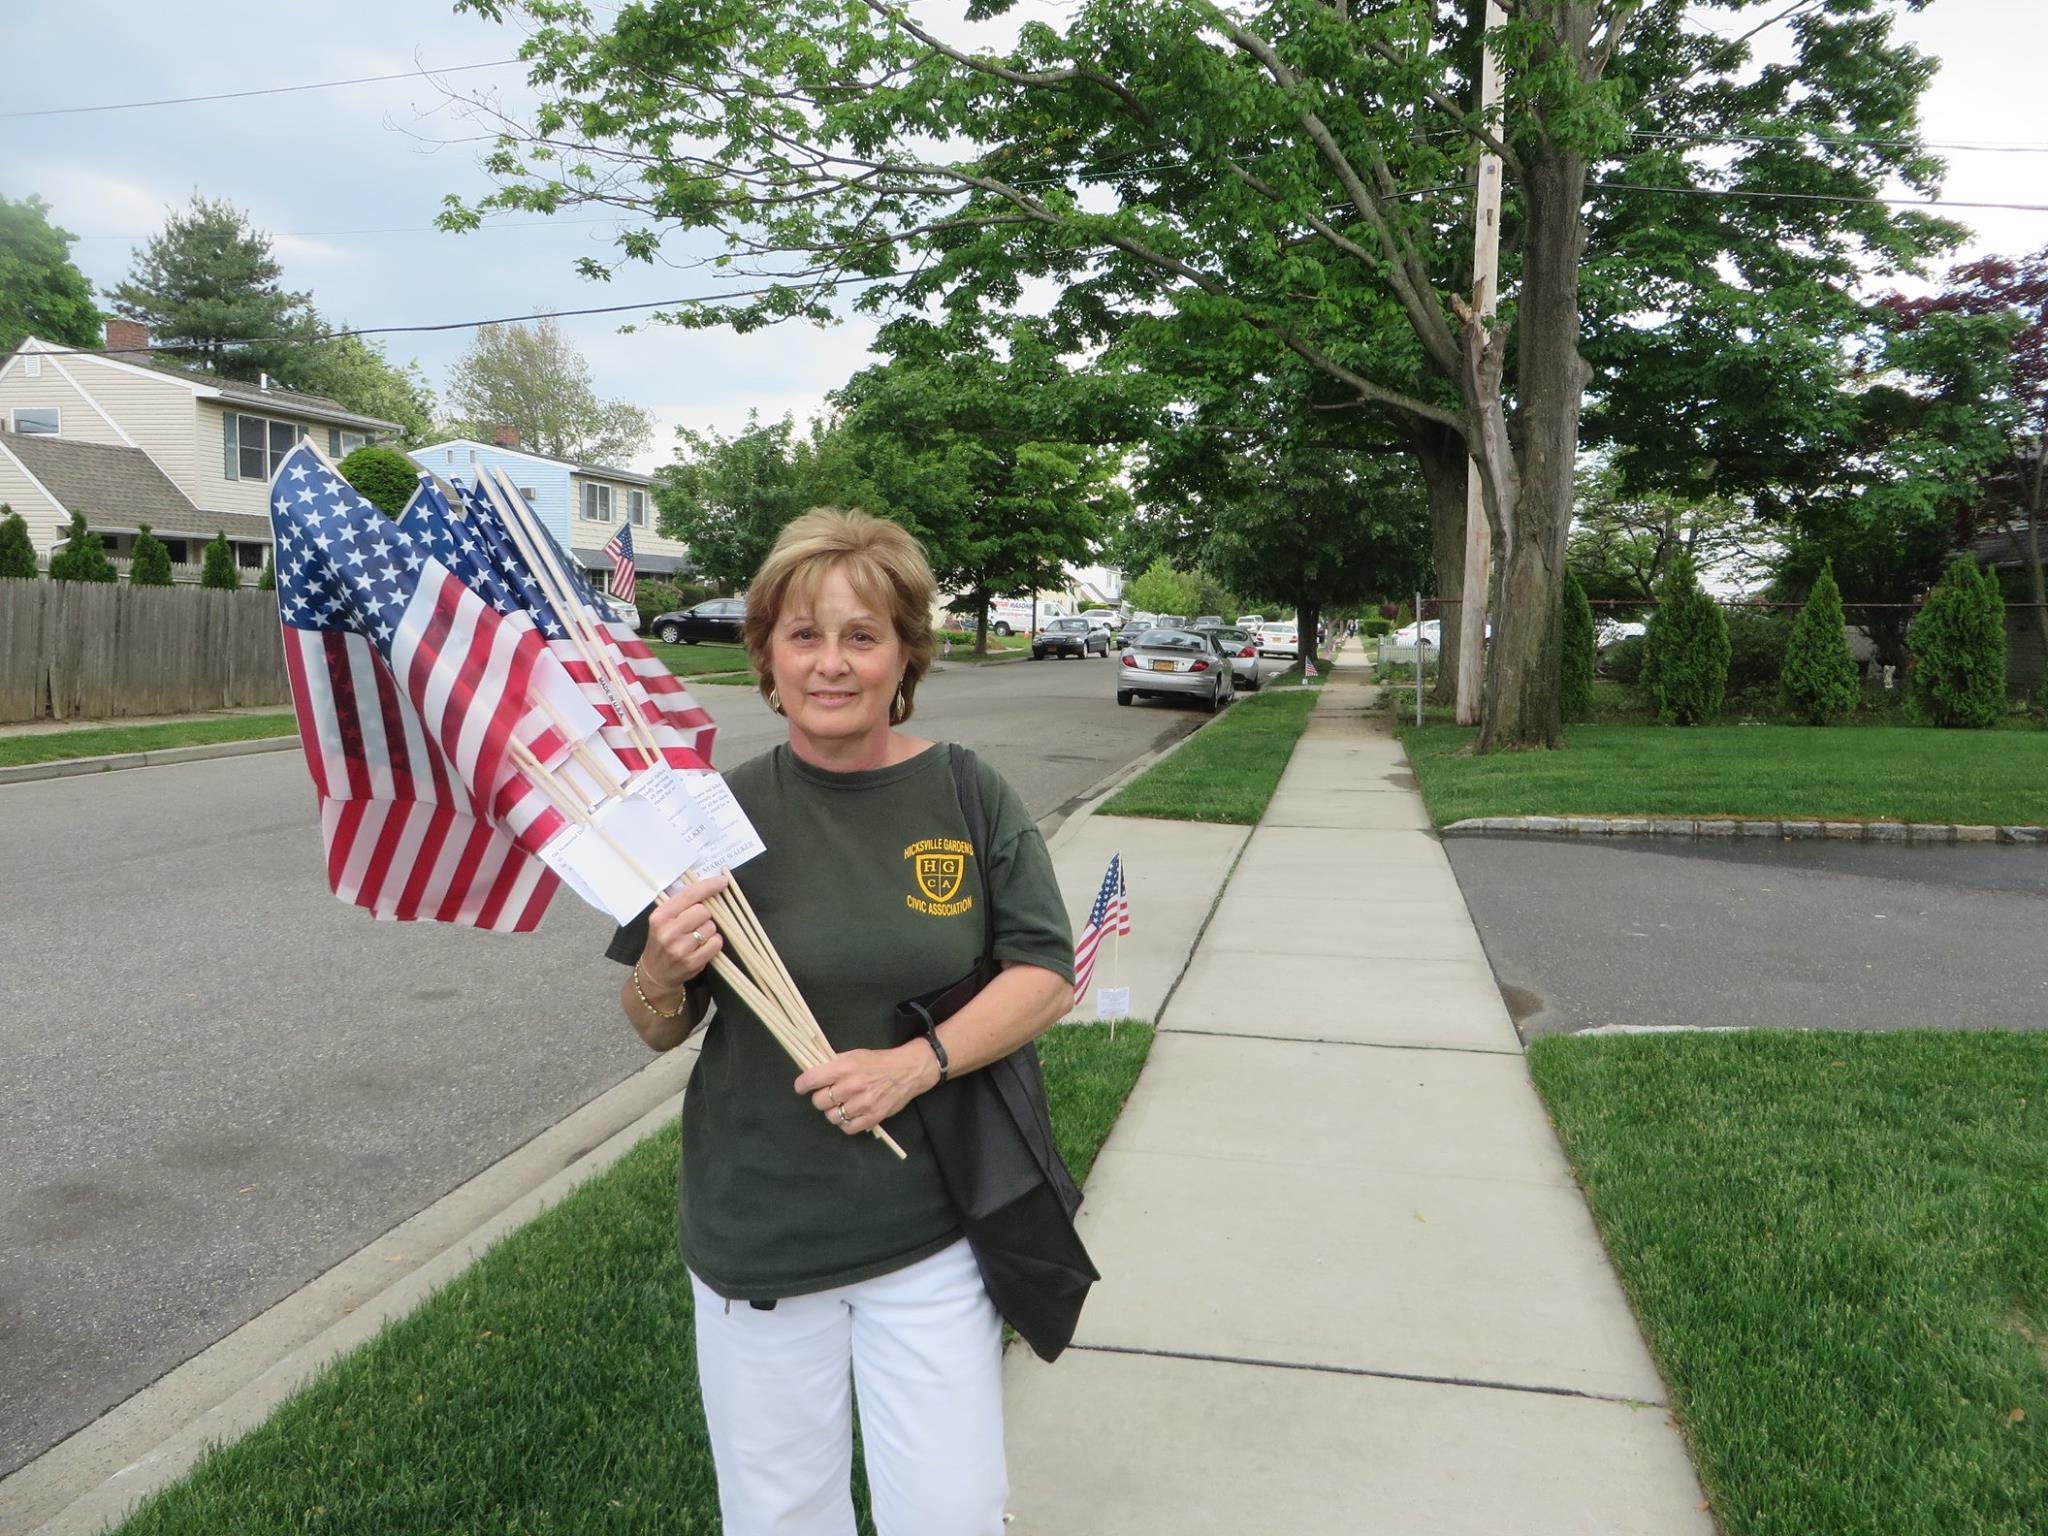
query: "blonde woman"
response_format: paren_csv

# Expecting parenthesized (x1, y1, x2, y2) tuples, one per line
(607, 509, 1074, 1536)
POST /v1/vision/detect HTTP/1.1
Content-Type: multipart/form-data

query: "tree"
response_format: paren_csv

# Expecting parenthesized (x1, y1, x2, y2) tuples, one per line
(0, 194, 102, 353)
(1126, 560, 1199, 619)
(108, 196, 314, 380)
(449, 0, 1947, 755)
(1781, 563, 1859, 725)
(1568, 463, 1768, 616)
(443, 319, 653, 465)
(339, 444, 423, 519)
(47, 511, 115, 583)
(1908, 557, 2005, 728)
(1559, 567, 1596, 722)
(1640, 553, 1728, 725)
(128, 524, 174, 586)
(286, 333, 437, 444)
(0, 507, 36, 578)
(200, 531, 241, 590)
(653, 412, 844, 591)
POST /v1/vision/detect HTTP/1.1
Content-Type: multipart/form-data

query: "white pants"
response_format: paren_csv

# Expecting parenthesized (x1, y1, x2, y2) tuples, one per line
(690, 1237, 1008, 1536)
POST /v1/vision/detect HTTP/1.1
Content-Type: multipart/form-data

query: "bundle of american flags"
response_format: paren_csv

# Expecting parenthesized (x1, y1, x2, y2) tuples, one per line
(267, 444, 906, 1156)
(1071, 852, 1131, 1006)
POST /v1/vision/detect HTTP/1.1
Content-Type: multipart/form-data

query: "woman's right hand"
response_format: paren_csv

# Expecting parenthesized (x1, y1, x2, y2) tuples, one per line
(638, 872, 731, 992)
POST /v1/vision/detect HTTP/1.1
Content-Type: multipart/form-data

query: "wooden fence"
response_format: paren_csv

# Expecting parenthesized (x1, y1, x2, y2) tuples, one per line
(0, 578, 289, 723)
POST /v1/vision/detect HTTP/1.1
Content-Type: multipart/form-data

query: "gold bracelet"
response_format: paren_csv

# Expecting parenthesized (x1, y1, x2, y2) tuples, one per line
(632, 963, 689, 1021)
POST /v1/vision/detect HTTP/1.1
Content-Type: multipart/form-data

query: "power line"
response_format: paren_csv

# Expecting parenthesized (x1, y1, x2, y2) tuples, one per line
(1629, 129, 2048, 155)
(0, 59, 519, 120)
(1589, 179, 2048, 215)
(69, 215, 630, 243)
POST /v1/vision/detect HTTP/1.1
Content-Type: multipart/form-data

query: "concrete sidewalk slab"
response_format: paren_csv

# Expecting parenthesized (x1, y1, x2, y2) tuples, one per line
(1220, 855, 1468, 906)
(1050, 812, 1247, 1024)
(1204, 891, 1490, 963)
(1067, 1037, 1667, 1402)
(1233, 824, 1454, 872)
(1163, 952, 1519, 1052)
(1003, 1350, 1715, 1536)
(1263, 786, 1437, 830)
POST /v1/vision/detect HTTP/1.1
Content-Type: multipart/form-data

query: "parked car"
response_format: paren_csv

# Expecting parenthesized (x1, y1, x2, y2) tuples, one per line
(1117, 626, 1235, 713)
(1034, 615, 1110, 659)
(1209, 625, 1264, 691)
(601, 594, 642, 632)
(1080, 608, 1122, 635)
(1129, 611, 1159, 631)
(1238, 614, 1266, 636)
(649, 597, 746, 644)
(1257, 621, 1299, 659)
(986, 596, 1067, 636)
(1192, 614, 1226, 630)
(1156, 614, 1189, 629)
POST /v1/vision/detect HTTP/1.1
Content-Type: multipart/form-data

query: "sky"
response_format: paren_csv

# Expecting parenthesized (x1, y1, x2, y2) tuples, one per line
(6, 0, 2045, 475)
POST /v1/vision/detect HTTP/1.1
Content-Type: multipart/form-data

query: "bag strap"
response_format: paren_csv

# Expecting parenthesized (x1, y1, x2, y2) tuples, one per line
(948, 743, 998, 974)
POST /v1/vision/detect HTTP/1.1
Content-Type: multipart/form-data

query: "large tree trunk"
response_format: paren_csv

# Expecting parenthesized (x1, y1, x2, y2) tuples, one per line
(1476, 138, 1590, 752)
(1412, 426, 1469, 707)
(1298, 595, 1322, 676)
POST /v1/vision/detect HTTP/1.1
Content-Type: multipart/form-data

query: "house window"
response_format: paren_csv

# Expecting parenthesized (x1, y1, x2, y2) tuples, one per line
(628, 489, 647, 527)
(238, 542, 265, 569)
(224, 413, 306, 480)
(11, 406, 60, 435)
(162, 538, 189, 564)
(328, 429, 368, 458)
(581, 483, 613, 522)
(22, 355, 41, 379)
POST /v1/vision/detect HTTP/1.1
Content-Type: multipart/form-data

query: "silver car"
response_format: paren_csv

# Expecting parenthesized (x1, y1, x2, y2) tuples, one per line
(1117, 627, 1235, 713)
(1208, 626, 1264, 691)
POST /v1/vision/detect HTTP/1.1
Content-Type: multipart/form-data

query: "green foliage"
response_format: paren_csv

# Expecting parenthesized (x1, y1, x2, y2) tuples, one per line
(1640, 554, 1730, 726)
(199, 531, 241, 591)
(1780, 563, 1861, 725)
(47, 511, 115, 583)
(1908, 557, 2006, 727)
(258, 552, 275, 592)
(1125, 559, 1199, 620)
(1604, 634, 1647, 688)
(337, 445, 421, 519)
(284, 335, 436, 444)
(1722, 607, 1792, 697)
(654, 412, 839, 591)
(0, 506, 37, 578)
(444, 319, 652, 466)
(634, 577, 711, 626)
(1566, 465, 1763, 612)
(128, 524, 174, 586)
(108, 196, 314, 380)
(0, 193, 103, 352)
(1559, 568, 1596, 723)
(1361, 616, 1393, 638)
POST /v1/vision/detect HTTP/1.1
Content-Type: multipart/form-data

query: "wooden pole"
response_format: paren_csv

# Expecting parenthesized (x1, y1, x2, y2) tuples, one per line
(1456, 0, 1507, 727)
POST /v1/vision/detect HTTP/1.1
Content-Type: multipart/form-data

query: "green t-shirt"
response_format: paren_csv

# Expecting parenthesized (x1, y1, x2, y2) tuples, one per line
(606, 742, 1075, 1300)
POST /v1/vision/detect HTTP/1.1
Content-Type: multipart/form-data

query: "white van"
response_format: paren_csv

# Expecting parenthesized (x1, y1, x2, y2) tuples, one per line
(985, 596, 1068, 637)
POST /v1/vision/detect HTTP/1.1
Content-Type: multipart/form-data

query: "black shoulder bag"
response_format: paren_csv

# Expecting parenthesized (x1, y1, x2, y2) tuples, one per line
(892, 745, 1099, 1362)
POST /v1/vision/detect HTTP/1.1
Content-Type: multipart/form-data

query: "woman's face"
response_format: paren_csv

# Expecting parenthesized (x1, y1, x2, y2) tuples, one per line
(769, 564, 906, 754)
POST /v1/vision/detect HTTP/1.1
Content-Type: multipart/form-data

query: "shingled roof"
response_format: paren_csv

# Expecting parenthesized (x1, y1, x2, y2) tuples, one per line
(0, 431, 270, 541)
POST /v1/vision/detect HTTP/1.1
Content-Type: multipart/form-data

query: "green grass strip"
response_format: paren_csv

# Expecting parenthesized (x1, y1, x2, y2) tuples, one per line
(1530, 1031, 2048, 1536)
(0, 714, 296, 769)
(1400, 721, 2048, 827)
(1098, 689, 1319, 824)
(112, 1023, 1154, 1536)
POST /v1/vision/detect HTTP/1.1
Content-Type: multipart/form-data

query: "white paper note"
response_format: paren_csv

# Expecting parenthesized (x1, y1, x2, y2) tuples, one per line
(538, 792, 697, 922)
(683, 770, 768, 871)
(627, 764, 716, 871)
(1096, 986, 1132, 1020)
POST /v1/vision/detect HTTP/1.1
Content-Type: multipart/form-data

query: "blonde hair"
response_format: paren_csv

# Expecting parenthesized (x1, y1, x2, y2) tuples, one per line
(744, 508, 937, 725)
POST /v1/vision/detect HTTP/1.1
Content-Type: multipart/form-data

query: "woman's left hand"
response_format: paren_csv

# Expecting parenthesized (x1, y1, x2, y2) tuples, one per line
(795, 1046, 939, 1136)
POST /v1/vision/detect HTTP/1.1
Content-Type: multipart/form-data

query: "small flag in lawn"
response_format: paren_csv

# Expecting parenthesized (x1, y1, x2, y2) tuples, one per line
(1303, 655, 1319, 678)
(1071, 852, 1130, 1006)
(603, 522, 636, 606)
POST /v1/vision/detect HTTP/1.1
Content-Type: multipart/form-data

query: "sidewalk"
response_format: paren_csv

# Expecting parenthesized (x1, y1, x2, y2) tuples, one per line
(1005, 644, 1715, 1532)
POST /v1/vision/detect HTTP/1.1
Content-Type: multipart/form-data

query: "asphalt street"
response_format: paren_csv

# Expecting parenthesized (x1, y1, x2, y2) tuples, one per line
(1446, 835, 2048, 1039)
(0, 652, 1193, 1476)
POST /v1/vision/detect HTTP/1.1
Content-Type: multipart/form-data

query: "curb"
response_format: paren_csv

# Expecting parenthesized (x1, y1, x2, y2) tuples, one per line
(0, 734, 298, 788)
(1442, 815, 2047, 846)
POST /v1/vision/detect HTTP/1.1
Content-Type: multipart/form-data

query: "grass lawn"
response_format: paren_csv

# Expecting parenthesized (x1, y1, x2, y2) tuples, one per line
(643, 638, 750, 672)
(1399, 720, 2048, 827)
(1099, 689, 1319, 824)
(0, 713, 296, 769)
(1530, 1030, 2048, 1536)
(111, 1023, 1154, 1536)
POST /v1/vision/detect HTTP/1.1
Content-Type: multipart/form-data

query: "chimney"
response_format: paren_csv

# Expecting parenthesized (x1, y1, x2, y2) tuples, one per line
(103, 318, 150, 359)
(492, 424, 520, 449)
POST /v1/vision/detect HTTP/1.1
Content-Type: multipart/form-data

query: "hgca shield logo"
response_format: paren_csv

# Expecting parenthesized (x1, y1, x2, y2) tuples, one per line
(902, 836, 976, 916)
(915, 851, 965, 904)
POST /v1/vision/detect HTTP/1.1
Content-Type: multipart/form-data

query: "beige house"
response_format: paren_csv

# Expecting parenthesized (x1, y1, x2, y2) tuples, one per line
(0, 323, 400, 578)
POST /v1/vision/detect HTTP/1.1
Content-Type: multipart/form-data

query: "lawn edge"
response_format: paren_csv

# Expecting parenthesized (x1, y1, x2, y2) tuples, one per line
(1444, 814, 2048, 845)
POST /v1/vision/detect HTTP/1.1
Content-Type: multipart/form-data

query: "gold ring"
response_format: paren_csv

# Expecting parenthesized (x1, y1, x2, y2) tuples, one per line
(837, 1106, 852, 1127)
(691, 927, 705, 944)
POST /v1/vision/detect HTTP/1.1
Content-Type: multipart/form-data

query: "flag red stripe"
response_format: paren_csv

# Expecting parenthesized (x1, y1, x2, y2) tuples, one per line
(394, 805, 455, 920)
(436, 822, 497, 924)
(369, 647, 416, 801)
(327, 799, 366, 894)
(323, 630, 373, 800)
(279, 626, 330, 799)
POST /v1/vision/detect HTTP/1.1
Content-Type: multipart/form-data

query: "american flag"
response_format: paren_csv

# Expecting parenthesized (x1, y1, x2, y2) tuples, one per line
(270, 445, 587, 932)
(603, 521, 636, 605)
(458, 476, 717, 771)
(1071, 853, 1131, 1005)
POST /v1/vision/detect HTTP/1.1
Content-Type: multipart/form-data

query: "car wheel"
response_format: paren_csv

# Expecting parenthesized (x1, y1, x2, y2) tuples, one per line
(1208, 686, 1225, 715)
(658, 624, 682, 644)
(1032, 648, 1045, 659)
(1117, 691, 1132, 707)
(1244, 672, 1260, 692)
(993, 622, 1013, 637)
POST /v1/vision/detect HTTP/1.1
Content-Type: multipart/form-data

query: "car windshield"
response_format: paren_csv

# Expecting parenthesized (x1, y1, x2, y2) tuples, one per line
(1267, 623, 1296, 635)
(1136, 628, 1205, 651)
(1214, 628, 1252, 645)
(1049, 618, 1089, 632)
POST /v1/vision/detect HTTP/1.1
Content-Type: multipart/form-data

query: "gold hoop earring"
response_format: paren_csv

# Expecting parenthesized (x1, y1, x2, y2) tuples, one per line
(766, 685, 782, 715)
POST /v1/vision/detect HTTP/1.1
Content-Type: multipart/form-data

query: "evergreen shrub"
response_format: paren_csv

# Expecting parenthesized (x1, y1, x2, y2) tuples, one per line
(1780, 563, 1861, 724)
(1908, 557, 2005, 728)
(1722, 606, 1791, 697)
(1559, 567, 1596, 722)
(47, 510, 116, 583)
(338, 445, 422, 519)
(0, 506, 36, 578)
(128, 523, 174, 586)
(1640, 553, 1730, 725)
(200, 531, 241, 590)
(258, 552, 276, 592)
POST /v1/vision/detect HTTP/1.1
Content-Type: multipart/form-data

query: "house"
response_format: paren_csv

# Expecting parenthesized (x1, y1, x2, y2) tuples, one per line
(407, 433, 692, 598)
(0, 322, 400, 579)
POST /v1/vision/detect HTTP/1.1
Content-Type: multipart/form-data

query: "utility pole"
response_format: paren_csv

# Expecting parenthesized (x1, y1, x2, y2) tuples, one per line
(1456, 0, 1507, 727)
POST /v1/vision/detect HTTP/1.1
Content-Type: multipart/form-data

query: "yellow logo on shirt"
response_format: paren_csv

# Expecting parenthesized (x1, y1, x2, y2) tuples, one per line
(903, 837, 975, 917)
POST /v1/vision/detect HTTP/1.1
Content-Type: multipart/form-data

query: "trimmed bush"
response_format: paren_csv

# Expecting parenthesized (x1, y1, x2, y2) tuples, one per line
(1780, 562, 1860, 725)
(47, 510, 116, 583)
(0, 506, 36, 578)
(1361, 615, 1393, 637)
(635, 577, 710, 627)
(258, 552, 276, 592)
(1722, 606, 1790, 697)
(128, 523, 174, 586)
(338, 444, 421, 519)
(1559, 567, 1596, 722)
(200, 530, 241, 590)
(1605, 633, 1647, 687)
(1908, 556, 2005, 727)
(1640, 553, 1730, 725)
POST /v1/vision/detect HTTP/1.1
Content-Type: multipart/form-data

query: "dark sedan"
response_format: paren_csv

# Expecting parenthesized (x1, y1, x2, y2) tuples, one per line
(650, 597, 746, 645)
(1033, 615, 1110, 659)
